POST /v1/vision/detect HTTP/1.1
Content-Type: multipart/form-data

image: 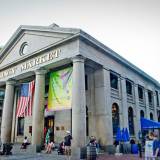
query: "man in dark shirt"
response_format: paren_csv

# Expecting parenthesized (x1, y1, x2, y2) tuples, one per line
(64, 131, 72, 156)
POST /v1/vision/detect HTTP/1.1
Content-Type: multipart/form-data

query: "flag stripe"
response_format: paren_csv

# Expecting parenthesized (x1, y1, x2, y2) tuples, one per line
(16, 80, 35, 117)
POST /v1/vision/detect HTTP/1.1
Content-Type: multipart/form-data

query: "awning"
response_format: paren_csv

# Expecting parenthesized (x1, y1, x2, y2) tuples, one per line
(141, 118, 160, 130)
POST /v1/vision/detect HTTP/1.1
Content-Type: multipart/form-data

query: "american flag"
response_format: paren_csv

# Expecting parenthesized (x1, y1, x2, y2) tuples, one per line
(16, 81, 35, 117)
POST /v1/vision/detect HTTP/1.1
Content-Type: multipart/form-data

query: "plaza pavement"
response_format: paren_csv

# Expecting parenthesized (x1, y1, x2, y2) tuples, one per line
(0, 151, 142, 160)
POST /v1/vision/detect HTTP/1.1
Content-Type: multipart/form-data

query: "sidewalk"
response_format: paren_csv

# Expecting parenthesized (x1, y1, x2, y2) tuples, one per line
(0, 152, 142, 160)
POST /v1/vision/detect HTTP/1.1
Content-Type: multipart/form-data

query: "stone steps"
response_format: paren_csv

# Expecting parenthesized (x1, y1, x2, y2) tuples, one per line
(12, 143, 37, 155)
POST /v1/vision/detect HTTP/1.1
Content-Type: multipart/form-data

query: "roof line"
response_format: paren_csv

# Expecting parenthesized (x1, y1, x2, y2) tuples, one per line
(0, 25, 80, 60)
(79, 30, 160, 87)
(0, 24, 159, 87)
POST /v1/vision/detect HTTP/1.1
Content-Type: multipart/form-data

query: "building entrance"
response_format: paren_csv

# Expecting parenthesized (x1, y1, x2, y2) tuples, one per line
(45, 116, 54, 142)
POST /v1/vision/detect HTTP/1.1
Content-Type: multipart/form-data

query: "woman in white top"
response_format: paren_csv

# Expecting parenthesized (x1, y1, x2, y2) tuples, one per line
(21, 136, 30, 149)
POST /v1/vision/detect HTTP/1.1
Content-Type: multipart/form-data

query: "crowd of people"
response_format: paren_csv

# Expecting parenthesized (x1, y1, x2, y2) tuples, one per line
(113, 131, 160, 159)
(44, 128, 72, 156)
(20, 128, 160, 159)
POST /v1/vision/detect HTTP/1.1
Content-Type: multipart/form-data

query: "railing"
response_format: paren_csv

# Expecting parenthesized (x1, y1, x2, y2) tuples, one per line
(139, 98, 145, 106)
(127, 94, 134, 103)
(111, 88, 120, 99)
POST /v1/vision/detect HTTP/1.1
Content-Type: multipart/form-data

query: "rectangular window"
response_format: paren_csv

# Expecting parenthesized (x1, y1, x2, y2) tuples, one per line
(126, 80, 132, 95)
(45, 85, 49, 95)
(0, 100, 3, 108)
(156, 91, 159, 106)
(138, 86, 143, 99)
(0, 91, 5, 99)
(17, 117, 24, 136)
(110, 73, 118, 89)
(148, 91, 153, 105)
(0, 109, 2, 117)
(85, 75, 88, 90)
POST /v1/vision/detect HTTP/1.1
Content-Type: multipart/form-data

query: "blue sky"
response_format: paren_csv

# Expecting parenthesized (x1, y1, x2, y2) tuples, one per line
(0, 0, 160, 82)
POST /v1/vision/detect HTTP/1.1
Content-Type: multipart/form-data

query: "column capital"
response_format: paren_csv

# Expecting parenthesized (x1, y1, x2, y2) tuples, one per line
(34, 68, 47, 75)
(6, 79, 16, 86)
(72, 56, 85, 63)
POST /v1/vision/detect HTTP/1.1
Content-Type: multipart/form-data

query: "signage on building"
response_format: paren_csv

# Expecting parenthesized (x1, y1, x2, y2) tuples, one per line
(0, 49, 61, 80)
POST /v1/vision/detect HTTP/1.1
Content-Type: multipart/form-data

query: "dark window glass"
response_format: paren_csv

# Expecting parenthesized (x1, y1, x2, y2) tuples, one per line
(0, 90, 4, 109)
(0, 91, 5, 99)
(0, 100, 3, 107)
(110, 73, 118, 89)
(150, 113, 153, 120)
(0, 109, 2, 117)
(86, 106, 89, 136)
(17, 117, 24, 135)
(140, 110, 144, 118)
(138, 86, 143, 99)
(148, 91, 153, 105)
(126, 80, 132, 95)
(85, 75, 88, 91)
(45, 85, 49, 95)
(158, 111, 160, 122)
(128, 107, 134, 135)
(156, 91, 159, 106)
(112, 103, 120, 135)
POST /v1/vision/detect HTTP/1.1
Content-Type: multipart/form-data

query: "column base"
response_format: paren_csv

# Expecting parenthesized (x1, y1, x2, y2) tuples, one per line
(70, 147, 81, 160)
(102, 145, 116, 155)
(31, 144, 42, 153)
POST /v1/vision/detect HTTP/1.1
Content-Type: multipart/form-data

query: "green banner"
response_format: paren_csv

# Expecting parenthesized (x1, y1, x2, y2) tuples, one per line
(48, 67, 72, 111)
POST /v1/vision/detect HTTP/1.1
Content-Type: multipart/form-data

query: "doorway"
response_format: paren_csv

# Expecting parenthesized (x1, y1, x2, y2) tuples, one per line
(45, 116, 54, 142)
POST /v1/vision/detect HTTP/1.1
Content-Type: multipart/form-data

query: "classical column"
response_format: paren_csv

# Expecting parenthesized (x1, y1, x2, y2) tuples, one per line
(145, 89, 150, 119)
(11, 89, 19, 143)
(103, 68, 113, 145)
(120, 77, 128, 129)
(94, 68, 113, 146)
(153, 92, 158, 121)
(32, 69, 46, 149)
(71, 56, 86, 159)
(1, 80, 15, 143)
(134, 84, 140, 139)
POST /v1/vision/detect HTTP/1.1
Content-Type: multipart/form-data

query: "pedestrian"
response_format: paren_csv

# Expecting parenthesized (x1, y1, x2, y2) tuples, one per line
(58, 141, 65, 155)
(138, 140, 142, 158)
(64, 130, 72, 159)
(46, 141, 55, 154)
(153, 134, 160, 159)
(45, 128, 51, 152)
(87, 136, 97, 160)
(21, 136, 30, 149)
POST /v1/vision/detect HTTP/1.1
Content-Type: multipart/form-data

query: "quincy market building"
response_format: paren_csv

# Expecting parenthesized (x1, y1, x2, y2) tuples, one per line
(0, 23, 160, 150)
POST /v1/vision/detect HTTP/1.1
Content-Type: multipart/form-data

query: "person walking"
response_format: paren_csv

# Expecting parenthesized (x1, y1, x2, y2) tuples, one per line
(64, 131, 72, 160)
(45, 128, 51, 152)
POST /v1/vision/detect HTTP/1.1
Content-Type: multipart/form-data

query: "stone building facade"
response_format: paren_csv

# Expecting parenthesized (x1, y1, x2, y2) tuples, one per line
(0, 23, 160, 153)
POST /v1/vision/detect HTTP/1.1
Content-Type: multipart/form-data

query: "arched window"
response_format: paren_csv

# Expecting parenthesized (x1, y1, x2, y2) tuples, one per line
(150, 113, 153, 120)
(112, 103, 120, 135)
(128, 107, 134, 135)
(140, 110, 144, 118)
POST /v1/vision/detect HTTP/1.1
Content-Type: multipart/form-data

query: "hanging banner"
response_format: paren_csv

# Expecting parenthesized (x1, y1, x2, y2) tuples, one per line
(48, 67, 72, 111)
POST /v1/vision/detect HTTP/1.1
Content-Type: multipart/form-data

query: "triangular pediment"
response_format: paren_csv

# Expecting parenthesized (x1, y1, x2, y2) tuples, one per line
(0, 24, 80, 69)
